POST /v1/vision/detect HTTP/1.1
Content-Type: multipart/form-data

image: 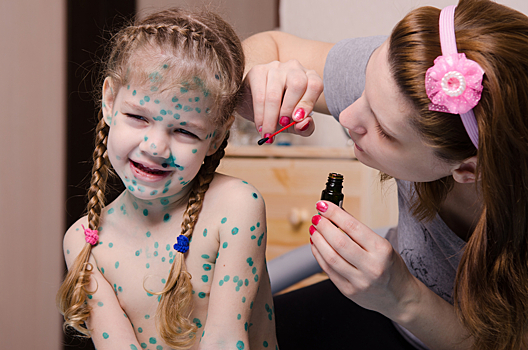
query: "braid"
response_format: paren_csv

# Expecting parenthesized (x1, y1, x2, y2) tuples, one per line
(155, 132, 230, 348)
(57, 111, 110, 336)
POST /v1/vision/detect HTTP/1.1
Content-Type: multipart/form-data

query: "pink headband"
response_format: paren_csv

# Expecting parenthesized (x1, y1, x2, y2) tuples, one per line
(425, 5, 484, 149)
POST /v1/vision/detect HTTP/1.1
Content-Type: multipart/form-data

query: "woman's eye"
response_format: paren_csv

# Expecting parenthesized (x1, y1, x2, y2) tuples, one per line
(376, 124, 393, 140)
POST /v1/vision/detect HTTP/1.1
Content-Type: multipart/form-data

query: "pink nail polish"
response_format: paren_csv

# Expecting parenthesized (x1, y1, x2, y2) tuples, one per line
(300, 120, 310, 132)
(309, 225, 316, 235)
(310, 237, 313, 245)
(279, 116, 290, 126)
(264, 133, 273, 144)
(311, 215, 321, 225)
(258, 126, 262, 133)
(293, 108, 305, 121)
(316, 201, 328, 213)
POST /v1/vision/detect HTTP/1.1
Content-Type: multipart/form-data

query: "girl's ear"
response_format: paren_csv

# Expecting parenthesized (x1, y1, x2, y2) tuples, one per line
(452, 156, 478, 183)
(102, 77, 115, 127)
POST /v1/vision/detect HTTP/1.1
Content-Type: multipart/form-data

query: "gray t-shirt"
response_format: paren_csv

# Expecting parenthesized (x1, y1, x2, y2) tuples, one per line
(324, 37, 467, 349)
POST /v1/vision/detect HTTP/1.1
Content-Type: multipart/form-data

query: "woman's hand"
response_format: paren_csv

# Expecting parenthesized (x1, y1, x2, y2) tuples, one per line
(237, 59, 323, 141)
(310, 200, 421, 323)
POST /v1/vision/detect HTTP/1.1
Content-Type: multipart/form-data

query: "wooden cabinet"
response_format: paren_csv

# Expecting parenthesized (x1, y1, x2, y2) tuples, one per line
(218, 146, 399, 261)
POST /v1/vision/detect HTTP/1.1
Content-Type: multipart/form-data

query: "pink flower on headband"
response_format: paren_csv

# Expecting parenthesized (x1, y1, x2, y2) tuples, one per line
(425, 53, 484, 114)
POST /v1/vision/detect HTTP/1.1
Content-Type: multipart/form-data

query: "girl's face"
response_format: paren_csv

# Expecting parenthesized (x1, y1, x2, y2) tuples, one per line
(102, 78, 221, 203)
(339, 40, 455, 182)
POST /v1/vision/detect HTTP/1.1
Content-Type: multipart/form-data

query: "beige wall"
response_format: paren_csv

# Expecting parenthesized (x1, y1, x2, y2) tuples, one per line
(137, 0, 278, 39)
(0, 1, 65, 349)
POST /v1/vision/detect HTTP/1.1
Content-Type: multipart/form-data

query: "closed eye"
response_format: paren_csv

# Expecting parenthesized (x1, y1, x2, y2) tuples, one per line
(125, 114, 147, 122)
(175, 128, 198, 138)
(376, 123, 393, 140)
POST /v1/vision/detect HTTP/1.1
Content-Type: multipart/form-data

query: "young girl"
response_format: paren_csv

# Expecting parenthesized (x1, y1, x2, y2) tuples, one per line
(57, 8, 277, 350)
(239, 0, 528, 349)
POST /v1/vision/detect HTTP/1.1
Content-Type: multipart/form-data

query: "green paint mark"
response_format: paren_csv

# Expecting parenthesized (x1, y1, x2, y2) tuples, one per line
(251, 235, 256, 240)
(192, 149, 197, 154)
(263, 341, 269, 347)
(128, 185, 135, 192)
(141, 343, 147, 349)
(150, 190, 158, 195)
(222, 242, 228, 249)
(250, 226, 255, 231)
(144, 96, 150, 102)
(258, 233, 264, 246)
(203, 228, 207, 237)
(247, 257, 254, 266)
(166, 244, 170, 251)
(237, 340, 245, 349)
(254, 274, 259, 282)
(146, 263, 150, 269)
(237, 314, 242, 320)
(203, 264, 211, 271)
(193, 318, 202, 328)
(109, 242, 113, 248)
(160, 109, 167, 115)
(133, 202, 138, 210)
(149, 337, 157, 344)
(219, 280, 224, 286)
(232, 227, 239, 235)
(102, 332, 109, 339)
(133, 90, 136, 96)
(242, 296, 246, 303)
(175, 104, 182, 110)
(97, 302, 104, 307)
(143, 209, 149, 216)
(153, 116, 163, 121)
(146, 231, 151, 238)
(130, 345, 138, 350)
(163, 213, 171, 222)
(162, 278, 166, 284)
(252, 267, 257, 274)
(172, 96, 178, 102)
(154, 242, 159, 248)
(257, 222, 261, 227)
(201, 254, 209, 259)
(88, 294, 93, 299)
(67, 249, 70, 254)
(221, 217, 227, 224)
(144, 314, 150, 319)
(201, 275, 208, 282)
(224, 275, 230, 282)
(115, 261, 119, 269)
(108, 208, 114, 214)
(198, 292, 206, 298)
(195, 107, 201, 113)
(252, 193, 258, 199)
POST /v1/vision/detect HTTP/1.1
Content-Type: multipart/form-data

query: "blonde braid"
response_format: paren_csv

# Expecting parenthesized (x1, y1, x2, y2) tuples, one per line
(156, 132, 230, 349)
(57, 111, 110, 336)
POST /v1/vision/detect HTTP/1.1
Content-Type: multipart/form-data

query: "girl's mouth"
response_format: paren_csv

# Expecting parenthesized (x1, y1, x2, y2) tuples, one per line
(130, 160, 172, 181)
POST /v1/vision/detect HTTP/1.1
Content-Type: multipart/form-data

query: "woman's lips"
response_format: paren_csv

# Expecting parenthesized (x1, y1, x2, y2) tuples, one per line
(130, 160, 171, 182)
(354, 142, 364, 152)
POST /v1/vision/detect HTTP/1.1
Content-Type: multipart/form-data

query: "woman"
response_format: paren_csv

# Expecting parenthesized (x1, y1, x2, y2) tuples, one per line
(238, 0, 528, 349)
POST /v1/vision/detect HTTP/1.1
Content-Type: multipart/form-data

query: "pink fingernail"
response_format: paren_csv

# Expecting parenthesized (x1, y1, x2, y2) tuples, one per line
(309, 225, 316, 235)
(316, 201, 328, 213)
(310, 237, 313, 245)
(311, 215, 321, 225)
(300, 120, 310, 132)
(264, 133, 273, 144)
(279, 116, 290, 127)
(293, 108, 305, 121)
(258, 126, 262, 133)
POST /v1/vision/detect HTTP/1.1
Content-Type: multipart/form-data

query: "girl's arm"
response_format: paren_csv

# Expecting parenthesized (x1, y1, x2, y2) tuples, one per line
(199, 180, 273, 349)
(63, 220, 142, 350)
(239, 31, 334, 138)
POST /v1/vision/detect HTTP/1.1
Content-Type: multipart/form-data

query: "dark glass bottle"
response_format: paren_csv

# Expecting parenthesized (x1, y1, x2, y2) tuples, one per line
(321, 173, 344, 208)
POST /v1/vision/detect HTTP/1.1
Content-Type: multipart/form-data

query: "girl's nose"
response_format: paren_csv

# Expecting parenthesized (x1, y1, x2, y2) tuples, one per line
(139, 129, 171, 159)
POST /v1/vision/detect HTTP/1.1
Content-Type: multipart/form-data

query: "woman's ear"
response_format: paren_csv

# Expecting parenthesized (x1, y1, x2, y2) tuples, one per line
(102, 77, 116, 127)
(452, 156, 478, 183)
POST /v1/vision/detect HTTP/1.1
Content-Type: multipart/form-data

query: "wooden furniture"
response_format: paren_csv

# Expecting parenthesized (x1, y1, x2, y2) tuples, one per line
(218, 145, 399, 291)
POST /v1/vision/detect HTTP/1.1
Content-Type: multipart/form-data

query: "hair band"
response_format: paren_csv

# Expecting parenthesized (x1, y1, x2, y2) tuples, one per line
(173, 234, 190, 253)
(425, 5, 484, 149)
(82, 224, 99, 246)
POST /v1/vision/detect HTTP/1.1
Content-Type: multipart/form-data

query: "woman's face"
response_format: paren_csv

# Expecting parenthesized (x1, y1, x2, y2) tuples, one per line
(339, 40, 455, 182)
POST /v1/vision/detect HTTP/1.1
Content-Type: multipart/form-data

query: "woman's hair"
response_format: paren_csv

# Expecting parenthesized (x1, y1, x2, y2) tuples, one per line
(389, 0, 528, 348)
(56, 7, 245, 348)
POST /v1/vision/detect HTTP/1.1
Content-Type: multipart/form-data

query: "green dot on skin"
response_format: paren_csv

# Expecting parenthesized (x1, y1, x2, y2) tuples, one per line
(198, 292, 206, 298)
(130, 345, 138, 350)
(232, 227, 239, 235)
(115, 261, 119, 269)
(237, 340, 245, 349)
(97, 302, 104, 307)
(149, 337, 157, 344)
(221, 217, 227, 224)
(203, 228, 207, 237)
(201, 275, 208, 282)
(223, 242, 228, 249)
(102, 332, 109, 339)
(143, 209, 149, 216)
(192, 149, 197, 154)
(138, 327, 143, 333)
(263, 341, 269, 347)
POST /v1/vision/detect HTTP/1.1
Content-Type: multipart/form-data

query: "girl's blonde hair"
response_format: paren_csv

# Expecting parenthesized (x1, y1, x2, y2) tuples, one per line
(57, 7, 245, 348)
(389, 0, 528, 348)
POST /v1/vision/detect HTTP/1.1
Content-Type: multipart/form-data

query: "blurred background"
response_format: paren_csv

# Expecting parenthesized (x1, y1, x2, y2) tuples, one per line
(1, 0, 526, 349)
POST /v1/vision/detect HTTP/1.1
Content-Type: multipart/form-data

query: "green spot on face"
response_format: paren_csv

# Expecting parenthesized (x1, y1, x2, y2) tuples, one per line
(66, 249, 70, 254)
(203, 228, 207, 237)
(195, 107, 201, 113)
(219, 280, 224, 286)
(146, 263, 150, 269)
(198, 292, 206, 298)
(146, 231, 151, 238)
(98, 302, 104, 307)
(237, 314, 241, 320)
(145, 314, 150, 319)
(192, 149, 197, 154)
(133, 90, 136, 96)
(88, 294, 93, 299)
(102, 332, 109, 339)
(221, 217, 227, 224)
(193, 318, 203, 328)
(141, 343, 147, 349)
(242, 296, 246, 303)
(144, 96, 150, 102)
(163, 213, 171, 222)
(150, 190, 158, 195)
(135, 250, 140, 256)
(180, 87, 188, 93)
(149, 337, 157, 344)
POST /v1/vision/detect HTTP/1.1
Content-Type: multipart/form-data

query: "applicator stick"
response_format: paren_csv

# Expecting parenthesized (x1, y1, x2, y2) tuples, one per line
(257, 121, 296, 145)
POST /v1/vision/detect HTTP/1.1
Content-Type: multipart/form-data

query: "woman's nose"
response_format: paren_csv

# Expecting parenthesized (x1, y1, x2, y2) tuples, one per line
(339, 99, 368, 136)
(139, 129, 171, 159)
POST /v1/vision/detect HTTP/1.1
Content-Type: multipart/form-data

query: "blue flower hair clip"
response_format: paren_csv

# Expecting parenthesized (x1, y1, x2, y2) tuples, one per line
(173, 234, 189, 253)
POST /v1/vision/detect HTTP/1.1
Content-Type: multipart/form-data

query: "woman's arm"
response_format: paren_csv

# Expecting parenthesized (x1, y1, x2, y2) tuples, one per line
(239, 31, 334, 138)
(62, 220, 142, 350)
(310, 201, 473, 350)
